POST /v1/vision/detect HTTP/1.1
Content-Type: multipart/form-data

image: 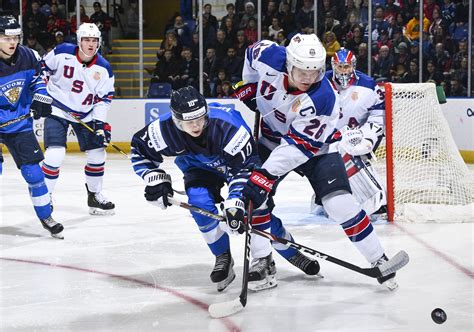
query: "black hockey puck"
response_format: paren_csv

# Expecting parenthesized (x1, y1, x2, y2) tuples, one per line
(431, 308, 447, 324)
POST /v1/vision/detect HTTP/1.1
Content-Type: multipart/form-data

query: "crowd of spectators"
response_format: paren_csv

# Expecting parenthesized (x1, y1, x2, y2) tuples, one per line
(152, 0, 470, 97)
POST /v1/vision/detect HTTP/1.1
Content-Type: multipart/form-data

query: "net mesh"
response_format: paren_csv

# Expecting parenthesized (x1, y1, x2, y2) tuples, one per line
(373, 83, 473, 222)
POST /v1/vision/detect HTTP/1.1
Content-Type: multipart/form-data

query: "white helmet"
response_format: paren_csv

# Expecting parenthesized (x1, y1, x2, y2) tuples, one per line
(76, 23, 101, 56)
(286, 33, 326, 82)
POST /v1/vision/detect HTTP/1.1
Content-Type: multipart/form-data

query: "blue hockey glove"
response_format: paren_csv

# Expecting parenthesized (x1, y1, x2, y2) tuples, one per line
(30, 94, 52, 120)
(223, 198, 246, 235)
(92, 120, 112, 147)
(242, 168, 278, 209)
(143, 170, 173, 209)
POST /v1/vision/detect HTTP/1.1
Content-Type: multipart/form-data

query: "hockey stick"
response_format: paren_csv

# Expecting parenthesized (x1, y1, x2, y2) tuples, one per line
(60, 110, 130, 158)
(168, 197, 410, 280)
(0, 113, 32, 128)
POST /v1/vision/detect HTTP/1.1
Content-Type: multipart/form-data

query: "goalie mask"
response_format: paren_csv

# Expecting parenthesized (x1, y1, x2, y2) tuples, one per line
(170, 86, 209, 136)
(331, 48, 358, 89)
(76, 23, 101, 57)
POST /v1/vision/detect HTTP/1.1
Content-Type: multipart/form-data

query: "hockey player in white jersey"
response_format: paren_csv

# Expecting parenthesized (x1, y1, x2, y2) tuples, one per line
(41, 23, 115, 215)
(323, 48, 387, 217)
(235, 34, 398, 290)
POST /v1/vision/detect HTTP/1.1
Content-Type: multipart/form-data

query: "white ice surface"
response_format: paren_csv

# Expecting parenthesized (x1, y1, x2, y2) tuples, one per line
(1, 154, 473, 331)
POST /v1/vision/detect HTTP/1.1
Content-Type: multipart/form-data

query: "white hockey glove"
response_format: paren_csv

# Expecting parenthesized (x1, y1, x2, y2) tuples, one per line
(223, 198, 246, 235)
(340, 124, 380, 156)
(143, 170, 173, 210)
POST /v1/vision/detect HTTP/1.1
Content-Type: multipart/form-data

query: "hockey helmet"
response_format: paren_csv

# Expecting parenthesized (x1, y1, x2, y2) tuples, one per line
(331, 48, 357, 89)
(0, 16, 22, 42)
(76, 23, 101, 56)
(170, 86, 209, 132)
(286, 33, 326, 83)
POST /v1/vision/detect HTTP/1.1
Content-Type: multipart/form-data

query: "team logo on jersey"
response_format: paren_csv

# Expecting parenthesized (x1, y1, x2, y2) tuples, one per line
(309, 49, 315, 56)
(93, 72, 101, 80)
(0, 79, 25, 105)
(291, 97, 301, 113)
(351, 91, 359, 101)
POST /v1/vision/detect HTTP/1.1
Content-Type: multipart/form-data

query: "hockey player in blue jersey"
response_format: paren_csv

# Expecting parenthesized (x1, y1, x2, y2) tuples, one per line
(0, 16, 63, 239)
(130, 86, 319, 292)
(325, 48, 387, 217)
(234, 34, 398, 290)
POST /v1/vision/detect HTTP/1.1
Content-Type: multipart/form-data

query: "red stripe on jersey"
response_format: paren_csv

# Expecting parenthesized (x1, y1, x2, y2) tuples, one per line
(42, 165, 59, 176)
(85, 165, 104, 173)
(346, 165, 358, 178)
(342, 153, 351, 163)
(245, 213, 271, 226)
(344, 215, 370, 237)
(287, 132, 320, 154)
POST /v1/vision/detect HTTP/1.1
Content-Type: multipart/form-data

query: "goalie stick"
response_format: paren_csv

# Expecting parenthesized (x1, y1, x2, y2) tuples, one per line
(0, 113, 32, 128)
(168, 197, 410, 280)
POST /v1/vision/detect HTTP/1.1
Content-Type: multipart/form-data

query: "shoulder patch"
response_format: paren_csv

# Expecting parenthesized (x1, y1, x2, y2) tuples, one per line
(224, 126, 251, 156)
(147, 120, 168, 152)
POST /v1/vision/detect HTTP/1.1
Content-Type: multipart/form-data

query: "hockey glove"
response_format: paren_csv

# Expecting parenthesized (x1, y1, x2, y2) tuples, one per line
(223, 198, 246, 235)
(232, 81, 258, 112)
(30, 94, 53, 120)
(242, 168, 278, 209)
(340, 126, 374, 156)
(92, 120, 112, 147)
(143, 170, 173, 210)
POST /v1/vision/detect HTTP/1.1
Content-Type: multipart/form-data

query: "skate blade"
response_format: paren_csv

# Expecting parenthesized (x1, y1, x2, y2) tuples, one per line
(89, 207, 115, 216)
(383, 278, 399, 291)
(51, 231, 64, 240)
(248, 275, 277, 292)
(217, 269, 236, 292)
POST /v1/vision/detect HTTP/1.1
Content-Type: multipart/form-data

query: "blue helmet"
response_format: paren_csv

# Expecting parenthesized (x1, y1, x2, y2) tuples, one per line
(331, 48, 357, 89)
(0, 15, 21, 38)
(170, 86, 209, 131)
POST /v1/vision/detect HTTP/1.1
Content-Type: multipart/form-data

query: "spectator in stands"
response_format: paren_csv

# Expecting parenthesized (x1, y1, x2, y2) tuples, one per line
(391, 27, 410, 54)
(234, 30, 250, 59)
(279, 1, 296, 34)
(203, 3, 218, 30)
(384, 0, 401, 23)
(431, 24, 455, 55)
(372, 5, 390, 37)
(449, 78, 466, 96)
(222, 17, 238, 44)
(404, 6, 430, 41)
(218, 81, 233, 98)
(321, 11, 342, 41)
(152, 49, 182, 89)
(200, 15, 217, 52)
(203, 48, 219, 86)
(26, 33, 46, 56)
(23, 16, 41, 41)
(356, 42, 370, 74)
(220, 3, 240, 30)
(179, 47, 199, 89)
(171, 15, 192, 47)
(46, 14, 67, 37)
(54, 30, 64, 46)
(428, 7, 446, 37)
(239, 2, 258, 30)
(70, 5, 90, 34)
(359, 0, 369, 25)
(262, 1, 281, 28)
(323, 31, 341, 66)
(158, 30, 183, 60)
(423, 60, 443, 84)
(190, 32, 200, 59)
(213, 69, 228, 97)
(268, 17, 283, 41)
(409, 41, 420, 60)
(376, 29, 393, 51)
(344, 24, 364, 53)
(452, 39, 468, 70)
(295, 0, 315, 34)
(373, 45, 393, 81)
(25, 1, 47, 30)
(220, 47, 243, 83)
(345, 0, 361, 23)
(423, 0, 439, 22)
(449, 16, 468, 44)
(215, 29, 231, 59)
(90, 1, 112, 49)
(125, 0, 140, 39)
(340, 12, 360, 42)
(244, 17, 258, 44)
(399, 59, 419, 83)
(441, 0, 456, 27)
(451, 56, 468, 88)
(392, 41, 410, 81)
(276, 30, 290, 46)
(429, 42, 452, 77)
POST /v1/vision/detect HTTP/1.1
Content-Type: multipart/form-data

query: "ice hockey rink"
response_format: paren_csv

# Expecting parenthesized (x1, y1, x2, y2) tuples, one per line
(1, 153, 473, 331)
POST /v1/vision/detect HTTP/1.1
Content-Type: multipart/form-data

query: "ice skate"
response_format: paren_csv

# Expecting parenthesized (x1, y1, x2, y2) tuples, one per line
(40, 216, 64, 239)
(210, 250, 235, 292)
(288, 251, 321, 276)
(372, 254, 398, 290)
(86, 184, 115, 215)
(248, 252, 277, 291)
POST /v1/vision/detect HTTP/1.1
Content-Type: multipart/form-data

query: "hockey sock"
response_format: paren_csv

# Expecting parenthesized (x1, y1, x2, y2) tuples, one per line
(21, 164, 52, 220)
(340, 210, 384, 263)
(84, 162, 105, 193)
(42, 163, 60, 192)
(42, 146, 66, 193)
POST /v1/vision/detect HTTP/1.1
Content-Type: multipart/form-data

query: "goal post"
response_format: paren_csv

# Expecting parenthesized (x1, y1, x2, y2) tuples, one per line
(376, 83, 473, 222)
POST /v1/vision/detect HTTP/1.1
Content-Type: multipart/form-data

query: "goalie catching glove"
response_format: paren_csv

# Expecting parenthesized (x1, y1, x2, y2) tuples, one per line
(223, 198, 246, 235)
(242, 168, 278, 209)
(143, 170, 173, 209)
(30, 94, 52, 120)
(339, 123, 382, 156)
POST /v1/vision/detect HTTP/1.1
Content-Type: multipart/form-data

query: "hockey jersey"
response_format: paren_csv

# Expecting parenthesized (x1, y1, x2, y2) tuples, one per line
(131, 104, 259, 200)
(41, 43, 114, 123)
(0, 45, 48, 133)
(326, 70, 385, 130)
(242, 40, 340, 176)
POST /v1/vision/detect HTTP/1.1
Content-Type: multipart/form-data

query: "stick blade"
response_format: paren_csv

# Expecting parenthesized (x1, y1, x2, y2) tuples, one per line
(208, 297, 244, 318)
(379, 250, 410, 277)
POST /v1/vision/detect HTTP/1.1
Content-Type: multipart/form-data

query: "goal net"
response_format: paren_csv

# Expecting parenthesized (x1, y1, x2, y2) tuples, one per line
(374, 83, 473, 222)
